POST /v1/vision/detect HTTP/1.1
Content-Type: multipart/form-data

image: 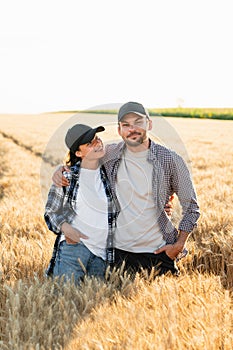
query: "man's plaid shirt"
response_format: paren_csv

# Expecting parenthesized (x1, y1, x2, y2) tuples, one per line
(101, 140, 200, 247)
(44, 162, 120, 265)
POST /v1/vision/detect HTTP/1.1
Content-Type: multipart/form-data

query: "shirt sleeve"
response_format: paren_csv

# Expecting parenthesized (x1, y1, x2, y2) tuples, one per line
(171, 152, 200, 233)
(44, 184, 67, 234)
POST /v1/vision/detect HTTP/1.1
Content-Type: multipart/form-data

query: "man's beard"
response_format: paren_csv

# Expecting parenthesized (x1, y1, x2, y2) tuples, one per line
(125, 131, 145, 147)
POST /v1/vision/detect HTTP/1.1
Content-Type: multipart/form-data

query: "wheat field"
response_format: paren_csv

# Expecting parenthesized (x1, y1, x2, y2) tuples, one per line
(0, 113, 232, 349)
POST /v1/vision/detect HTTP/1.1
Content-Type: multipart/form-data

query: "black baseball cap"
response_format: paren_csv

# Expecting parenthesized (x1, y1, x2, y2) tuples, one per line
(65, 124, 105, 153)
(118, 101, 150, 121)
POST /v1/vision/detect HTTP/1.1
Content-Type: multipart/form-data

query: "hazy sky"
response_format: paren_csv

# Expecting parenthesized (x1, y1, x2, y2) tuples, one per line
(0, 0, 232, 113)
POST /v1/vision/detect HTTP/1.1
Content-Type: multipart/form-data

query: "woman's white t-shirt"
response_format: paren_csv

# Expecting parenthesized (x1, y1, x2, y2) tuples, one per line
(61, 167, 108, 260)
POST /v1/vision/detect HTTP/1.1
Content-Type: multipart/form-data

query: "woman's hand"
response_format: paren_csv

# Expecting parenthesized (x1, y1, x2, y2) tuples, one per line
(164, 195, 174, 217)
(61, 222, 88, 243)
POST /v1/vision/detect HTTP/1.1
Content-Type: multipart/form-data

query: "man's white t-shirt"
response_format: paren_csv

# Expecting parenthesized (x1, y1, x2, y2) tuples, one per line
(115, 148, 166, 252)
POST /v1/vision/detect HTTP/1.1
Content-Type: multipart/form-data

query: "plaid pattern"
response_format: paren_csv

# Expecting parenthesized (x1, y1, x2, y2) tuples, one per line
(102, 140, 200, 248)
(44, 162, 120, 267)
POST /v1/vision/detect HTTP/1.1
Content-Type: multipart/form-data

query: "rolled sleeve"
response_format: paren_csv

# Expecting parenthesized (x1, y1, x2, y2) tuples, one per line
(171, 152, 200, 233)
(44, 185, 67, 234)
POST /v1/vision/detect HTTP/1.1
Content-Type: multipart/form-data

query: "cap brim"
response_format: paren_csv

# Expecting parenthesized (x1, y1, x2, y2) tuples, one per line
(74, 126, 105, 147)
(119, 111, 147, 121)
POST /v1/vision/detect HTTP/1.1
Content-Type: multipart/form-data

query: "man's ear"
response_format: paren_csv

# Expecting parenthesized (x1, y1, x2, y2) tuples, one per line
(148, 119, 152, 131)
(117, 124, 122, 136)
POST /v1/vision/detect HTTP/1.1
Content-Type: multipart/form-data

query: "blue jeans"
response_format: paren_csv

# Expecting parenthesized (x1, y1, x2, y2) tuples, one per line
(53, 241, 106, 284)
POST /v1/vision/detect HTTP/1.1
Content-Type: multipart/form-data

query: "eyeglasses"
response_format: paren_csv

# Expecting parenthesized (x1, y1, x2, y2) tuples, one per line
(119, 119, 148, 130)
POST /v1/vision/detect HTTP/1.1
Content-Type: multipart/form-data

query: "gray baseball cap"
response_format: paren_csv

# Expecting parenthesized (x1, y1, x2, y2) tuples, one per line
(65, 124, 105, 152)
(118, 101, 150, 121)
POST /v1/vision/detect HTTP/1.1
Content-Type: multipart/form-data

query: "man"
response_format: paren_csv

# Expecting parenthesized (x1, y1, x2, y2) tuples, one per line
(52, 102, 200, 276)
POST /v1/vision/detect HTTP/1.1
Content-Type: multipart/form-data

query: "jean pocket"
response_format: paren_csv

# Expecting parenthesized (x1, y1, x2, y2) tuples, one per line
(64, 241, 80, 247)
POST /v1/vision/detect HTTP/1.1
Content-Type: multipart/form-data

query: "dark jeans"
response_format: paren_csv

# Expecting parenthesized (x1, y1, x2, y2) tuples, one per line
(115, 248, 179, 276)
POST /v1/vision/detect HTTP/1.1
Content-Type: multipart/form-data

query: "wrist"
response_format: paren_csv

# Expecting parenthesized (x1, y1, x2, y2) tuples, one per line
(177, 230, 189, 244)
(174, 241, 184, 253)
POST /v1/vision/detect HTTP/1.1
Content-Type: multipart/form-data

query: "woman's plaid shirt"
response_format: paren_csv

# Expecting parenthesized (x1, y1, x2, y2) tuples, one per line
(101, 140, 200, 248)
(44, 162, 120, 266)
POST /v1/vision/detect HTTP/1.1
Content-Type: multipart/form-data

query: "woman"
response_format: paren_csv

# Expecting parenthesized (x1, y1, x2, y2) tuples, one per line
(44, 123, 120, 284)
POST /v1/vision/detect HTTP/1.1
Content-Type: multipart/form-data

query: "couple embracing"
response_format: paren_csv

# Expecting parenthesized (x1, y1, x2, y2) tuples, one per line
(44, 102, 200, 284)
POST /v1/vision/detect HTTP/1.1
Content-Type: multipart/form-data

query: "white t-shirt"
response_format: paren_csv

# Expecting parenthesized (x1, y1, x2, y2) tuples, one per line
(115, 148, 166, 252)
(62, 167, 108, 260)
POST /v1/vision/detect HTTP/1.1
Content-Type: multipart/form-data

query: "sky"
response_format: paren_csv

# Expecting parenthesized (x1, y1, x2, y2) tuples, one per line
(0, 0, 233, 113)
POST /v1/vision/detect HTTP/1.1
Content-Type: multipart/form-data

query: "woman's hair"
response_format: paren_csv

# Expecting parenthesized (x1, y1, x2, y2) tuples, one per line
(65, 150, 81, 167)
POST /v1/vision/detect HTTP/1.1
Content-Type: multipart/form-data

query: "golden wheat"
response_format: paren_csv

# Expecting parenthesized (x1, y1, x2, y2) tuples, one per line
(66, 273, 233, 350)
(0, 114, 232, 349)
